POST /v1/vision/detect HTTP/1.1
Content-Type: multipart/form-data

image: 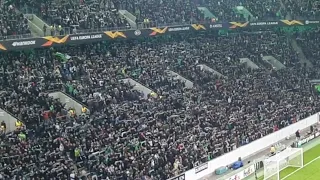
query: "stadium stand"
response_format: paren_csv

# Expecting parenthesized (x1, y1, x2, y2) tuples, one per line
(0, 3, 31, 38)
(16, 0, 131, 33)
(283, 0, 320, 19)
(119, 0, 203, 25)
(0, 0, 316, 38)
(0, 0, 319, 179)
(295, 29, 320, 66)
(198, 0, 285, 22)
(9, 0, 306, 36)
(0, 29, 320, 179)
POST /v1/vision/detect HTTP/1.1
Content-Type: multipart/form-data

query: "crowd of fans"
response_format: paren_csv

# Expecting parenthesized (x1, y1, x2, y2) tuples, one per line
(119, 0, 203, 25)
(14, 0, 284, 30)
(0, 3, 31, 38)
(0, 30, 319, 179)
(2, 0, 315, 36)
(295, 29, 320, 66)
(198, 0, 285, 22)
(17, 0, 288, 27)
(16, 0, 131, 32)
(283, 0, 320, 19)
(0, 0, 314, 38)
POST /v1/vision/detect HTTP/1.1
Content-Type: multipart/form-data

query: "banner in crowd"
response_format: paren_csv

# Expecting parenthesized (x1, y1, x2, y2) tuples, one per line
(0, 20, 318, 51)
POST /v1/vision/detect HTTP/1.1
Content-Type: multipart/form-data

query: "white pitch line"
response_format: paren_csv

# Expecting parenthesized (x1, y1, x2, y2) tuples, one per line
(281, 156, 320, 180)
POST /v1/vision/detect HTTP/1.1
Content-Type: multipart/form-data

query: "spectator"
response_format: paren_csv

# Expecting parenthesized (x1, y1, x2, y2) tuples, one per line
(43, 24, 47, 36)
(296, 130, 300, 140)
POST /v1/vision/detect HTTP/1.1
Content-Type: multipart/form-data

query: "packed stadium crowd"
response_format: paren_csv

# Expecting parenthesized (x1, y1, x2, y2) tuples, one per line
(283, 0, 320, 19)
(296, 29, 320, 66)
(0, 0, 315, 37)
(0, 3, 31, 38)
(0, 29, 319, 179)
(0, 0, 320, 179)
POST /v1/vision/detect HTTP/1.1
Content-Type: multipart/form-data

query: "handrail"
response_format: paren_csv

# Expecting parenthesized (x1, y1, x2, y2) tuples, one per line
(44, 88, 90, 109)
(121, 77, 158, 96)
(0, 107, 22, 123)
(59, 90, 89, 109)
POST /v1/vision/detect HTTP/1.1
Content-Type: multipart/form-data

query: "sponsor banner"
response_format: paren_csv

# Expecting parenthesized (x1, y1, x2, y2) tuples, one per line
(209, 23, 224, 29)
(249, 21, 279, 26)
(297, 131, 320, 147)
(229, 20, 304, 29)
(168, 26, 190, 32)
(0, 20, 316, 51)
(195, 162, 208, 174)
(12, 40, 36, 47)
(305, 20, 320, 25)
(226, 165, 255, 180)
(169, 174, 185, 180)
(70, 34, 103, 41)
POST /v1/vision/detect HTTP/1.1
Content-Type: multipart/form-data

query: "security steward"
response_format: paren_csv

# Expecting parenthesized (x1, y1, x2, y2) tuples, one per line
(270, 145, 276, 156)
(69, 109, 76, 118)
(81, 106, 88, 115)
(0, 121, 6, 132)
(15, 120, 23, 130)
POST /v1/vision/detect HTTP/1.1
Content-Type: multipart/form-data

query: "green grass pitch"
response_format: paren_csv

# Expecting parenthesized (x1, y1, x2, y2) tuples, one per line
(259, 143, 320, 180)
